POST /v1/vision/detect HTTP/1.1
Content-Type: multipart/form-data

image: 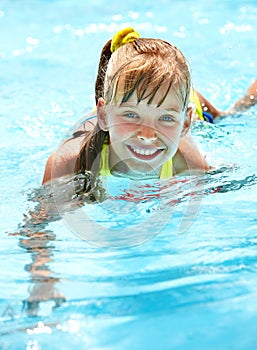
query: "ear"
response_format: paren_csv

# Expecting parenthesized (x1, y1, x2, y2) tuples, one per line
(181, 106, 192, 137)
(97, 97, 108, 131)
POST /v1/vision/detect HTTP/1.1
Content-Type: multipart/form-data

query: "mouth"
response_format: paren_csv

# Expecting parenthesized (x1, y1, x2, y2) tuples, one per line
(127, 145, 164, 160)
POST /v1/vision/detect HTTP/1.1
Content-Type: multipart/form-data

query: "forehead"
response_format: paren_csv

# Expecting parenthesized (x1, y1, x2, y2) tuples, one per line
(115, 80, 185, 111)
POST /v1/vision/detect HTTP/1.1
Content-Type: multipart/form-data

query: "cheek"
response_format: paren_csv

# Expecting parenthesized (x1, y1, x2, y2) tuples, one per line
(109, 122, 137, 138)
(160, 124, 183, 143)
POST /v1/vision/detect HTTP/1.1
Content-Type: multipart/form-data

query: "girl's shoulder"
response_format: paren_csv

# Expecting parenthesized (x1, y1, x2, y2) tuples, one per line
(42, 114, 97, 184)
(173, 133, 210, 175)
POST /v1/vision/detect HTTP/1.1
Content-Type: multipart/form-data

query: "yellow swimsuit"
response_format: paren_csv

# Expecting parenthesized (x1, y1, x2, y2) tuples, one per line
(189, 88, 205, 121)
(190, 88, 214, 123)
(99, 139, 173, 179)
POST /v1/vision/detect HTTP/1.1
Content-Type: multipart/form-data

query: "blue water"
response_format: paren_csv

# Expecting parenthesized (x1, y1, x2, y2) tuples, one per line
(1, 0, 257, 349)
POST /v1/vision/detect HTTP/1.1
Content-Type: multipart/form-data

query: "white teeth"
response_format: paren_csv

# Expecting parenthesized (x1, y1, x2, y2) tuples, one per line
(131, 147, 157, 156)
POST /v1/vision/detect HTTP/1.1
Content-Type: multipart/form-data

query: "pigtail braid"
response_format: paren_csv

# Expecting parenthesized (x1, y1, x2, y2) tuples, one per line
(95, 39, 112, 104)
(75, 39, 112, 176)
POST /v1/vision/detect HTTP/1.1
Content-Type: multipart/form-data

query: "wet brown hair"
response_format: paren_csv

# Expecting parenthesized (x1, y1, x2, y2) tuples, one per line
(103, 38, 191, 109)
(76, 36, 191, 174)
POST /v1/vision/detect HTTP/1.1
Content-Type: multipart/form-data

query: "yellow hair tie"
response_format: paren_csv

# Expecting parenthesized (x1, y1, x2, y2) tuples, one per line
(110, 27, 140, 53)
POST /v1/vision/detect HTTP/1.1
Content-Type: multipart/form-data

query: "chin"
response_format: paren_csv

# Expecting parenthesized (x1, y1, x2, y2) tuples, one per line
(126, 161, 161, 176)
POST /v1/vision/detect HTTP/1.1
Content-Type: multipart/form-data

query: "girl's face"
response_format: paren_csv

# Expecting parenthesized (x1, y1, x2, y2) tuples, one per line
(97, 84, 191, 178)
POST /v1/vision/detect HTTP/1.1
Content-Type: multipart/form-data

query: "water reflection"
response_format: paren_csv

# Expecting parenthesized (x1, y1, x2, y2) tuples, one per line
(8, 172, 105, 316)
(8, 168, 257, 317)
(10, 192, 63, 316)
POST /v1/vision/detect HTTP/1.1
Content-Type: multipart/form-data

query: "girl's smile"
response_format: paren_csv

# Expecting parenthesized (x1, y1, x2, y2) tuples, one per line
(127, 145, 164, 159)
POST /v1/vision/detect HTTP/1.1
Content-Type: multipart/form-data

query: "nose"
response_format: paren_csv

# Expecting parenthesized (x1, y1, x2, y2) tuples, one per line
(137, 126, 157, 143)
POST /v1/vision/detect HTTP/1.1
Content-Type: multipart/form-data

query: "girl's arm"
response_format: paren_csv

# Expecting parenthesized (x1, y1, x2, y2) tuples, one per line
(42, 150, 77, 185)
(42, 116, 97, 185)
(42, 136, 83, 185)
(230, 79, 257, 112)
(195, 90, 223, 118)
(195, 79, 257, 119)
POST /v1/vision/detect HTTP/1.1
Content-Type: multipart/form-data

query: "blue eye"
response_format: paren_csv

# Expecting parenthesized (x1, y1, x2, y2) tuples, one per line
(160, 115, 175, 122)
(124, 112, 138, 119)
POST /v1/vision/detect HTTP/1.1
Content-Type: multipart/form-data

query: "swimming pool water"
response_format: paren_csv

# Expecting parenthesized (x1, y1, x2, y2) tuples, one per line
(1, 0, 257, 349)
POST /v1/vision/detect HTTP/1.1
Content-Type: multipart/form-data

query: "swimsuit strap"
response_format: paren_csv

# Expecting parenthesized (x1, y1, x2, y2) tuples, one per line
(189, 88, 205, 121)
(99, 140, 111, 176)
(189, 88, 214, 123)
(99, 138, 173, 179)
(159, 157, 173, 179)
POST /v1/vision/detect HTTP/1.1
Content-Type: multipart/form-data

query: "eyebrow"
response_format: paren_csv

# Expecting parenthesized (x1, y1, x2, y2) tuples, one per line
(118, 102, 181, 113)
(163, 106, 181, 113)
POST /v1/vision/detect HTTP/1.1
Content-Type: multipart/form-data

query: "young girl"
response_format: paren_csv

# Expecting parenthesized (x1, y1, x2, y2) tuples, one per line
(42, 27, 257, 185)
